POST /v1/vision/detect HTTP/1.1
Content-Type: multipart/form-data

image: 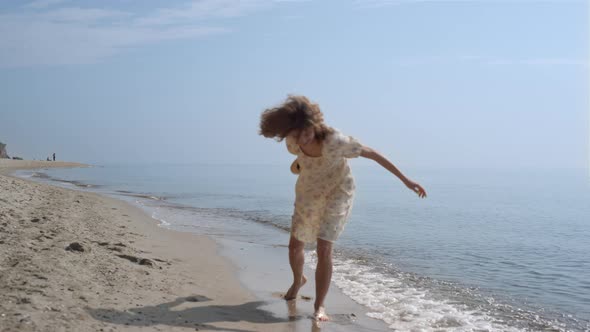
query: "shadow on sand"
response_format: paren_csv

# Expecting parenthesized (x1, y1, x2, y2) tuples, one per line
(86, 295, 295, 332)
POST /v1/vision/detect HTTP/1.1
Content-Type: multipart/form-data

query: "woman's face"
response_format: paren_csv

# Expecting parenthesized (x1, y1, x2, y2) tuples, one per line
(291, 126, 315, 145)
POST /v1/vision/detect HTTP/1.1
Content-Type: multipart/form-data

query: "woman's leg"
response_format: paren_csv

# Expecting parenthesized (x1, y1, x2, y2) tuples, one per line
(314, 238, 333, 321)
(285, 235, 307, 300)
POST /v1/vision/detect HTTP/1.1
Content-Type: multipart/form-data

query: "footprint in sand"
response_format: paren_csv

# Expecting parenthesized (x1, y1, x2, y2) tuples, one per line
(317, 313, 358, 324)
(271, 292, 313, 301)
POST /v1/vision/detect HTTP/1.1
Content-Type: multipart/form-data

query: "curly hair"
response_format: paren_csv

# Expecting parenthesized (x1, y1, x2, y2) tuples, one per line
(259, 95, 333, 141)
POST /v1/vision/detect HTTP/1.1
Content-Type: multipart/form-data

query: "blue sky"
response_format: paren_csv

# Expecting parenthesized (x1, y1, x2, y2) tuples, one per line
(0, 0, 588, 170)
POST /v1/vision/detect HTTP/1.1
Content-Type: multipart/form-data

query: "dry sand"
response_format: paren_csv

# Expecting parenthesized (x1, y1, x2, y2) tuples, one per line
(0, 160, 389, 332)
(0, 160, 270, 332)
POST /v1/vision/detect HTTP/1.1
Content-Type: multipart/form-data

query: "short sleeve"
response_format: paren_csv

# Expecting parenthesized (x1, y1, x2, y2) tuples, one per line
(335, 133, 363, 158)
(285, 135, 299, 155)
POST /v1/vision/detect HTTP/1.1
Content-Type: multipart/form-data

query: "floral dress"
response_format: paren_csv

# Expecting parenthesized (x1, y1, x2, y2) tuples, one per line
(286, 128, 363, 243)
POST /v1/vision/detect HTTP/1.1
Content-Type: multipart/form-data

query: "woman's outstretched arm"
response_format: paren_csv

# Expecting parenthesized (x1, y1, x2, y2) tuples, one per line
(360, 146, 427, 198)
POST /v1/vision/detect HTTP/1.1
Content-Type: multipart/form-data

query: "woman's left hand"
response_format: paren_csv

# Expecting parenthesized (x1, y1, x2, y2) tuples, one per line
(290, 158, 301, 175)
(404, 180, 427, 198)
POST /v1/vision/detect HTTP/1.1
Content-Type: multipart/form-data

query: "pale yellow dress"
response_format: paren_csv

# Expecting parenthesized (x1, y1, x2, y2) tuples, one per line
(286, 129, 363, 243)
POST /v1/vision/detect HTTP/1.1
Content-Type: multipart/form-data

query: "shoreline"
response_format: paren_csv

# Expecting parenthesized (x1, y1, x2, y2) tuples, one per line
(0, 160, 390, 332)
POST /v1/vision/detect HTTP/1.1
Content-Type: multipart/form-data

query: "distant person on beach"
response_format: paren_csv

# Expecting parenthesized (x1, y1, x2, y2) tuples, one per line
(259, 95, 427, 321)
(53, 153, 55, 161)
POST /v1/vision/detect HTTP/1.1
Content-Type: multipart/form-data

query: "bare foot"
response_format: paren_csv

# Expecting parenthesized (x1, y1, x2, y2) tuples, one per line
(313, 306, 329, 321)
(287, 298, 297, 320)
(284, 275, 307, 300)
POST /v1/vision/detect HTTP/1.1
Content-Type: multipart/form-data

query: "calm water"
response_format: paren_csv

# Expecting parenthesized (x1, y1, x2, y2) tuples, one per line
(18, 163, 590, 331)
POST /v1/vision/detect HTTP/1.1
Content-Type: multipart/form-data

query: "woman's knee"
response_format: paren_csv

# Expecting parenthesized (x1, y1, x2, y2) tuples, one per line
(289, 236, 305, 253)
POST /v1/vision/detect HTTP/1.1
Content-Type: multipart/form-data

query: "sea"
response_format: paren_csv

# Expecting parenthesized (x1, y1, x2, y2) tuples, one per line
(15, 163, 590, 332)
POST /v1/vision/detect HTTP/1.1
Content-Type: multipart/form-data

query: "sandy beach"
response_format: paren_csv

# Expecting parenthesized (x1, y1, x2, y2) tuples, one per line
(0, 160, 388, 332)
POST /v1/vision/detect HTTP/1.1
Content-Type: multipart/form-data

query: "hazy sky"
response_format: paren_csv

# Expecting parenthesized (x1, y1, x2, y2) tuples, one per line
(1, 0, 588, 170)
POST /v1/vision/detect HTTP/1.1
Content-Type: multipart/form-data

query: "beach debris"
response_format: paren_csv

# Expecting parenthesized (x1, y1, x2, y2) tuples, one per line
(139, 258, 153, 266)
(116, 254, 154, 267)
(17, 297, 31, 304)
(33, 273, 48, 280)
(30, 218, 40, 223)
(185, 295, 210, 302)
(152, 258, 171, 266)
(116, 254, 139, 263)
(107, 246, 123, 252)
(65, 242, 87, 252)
